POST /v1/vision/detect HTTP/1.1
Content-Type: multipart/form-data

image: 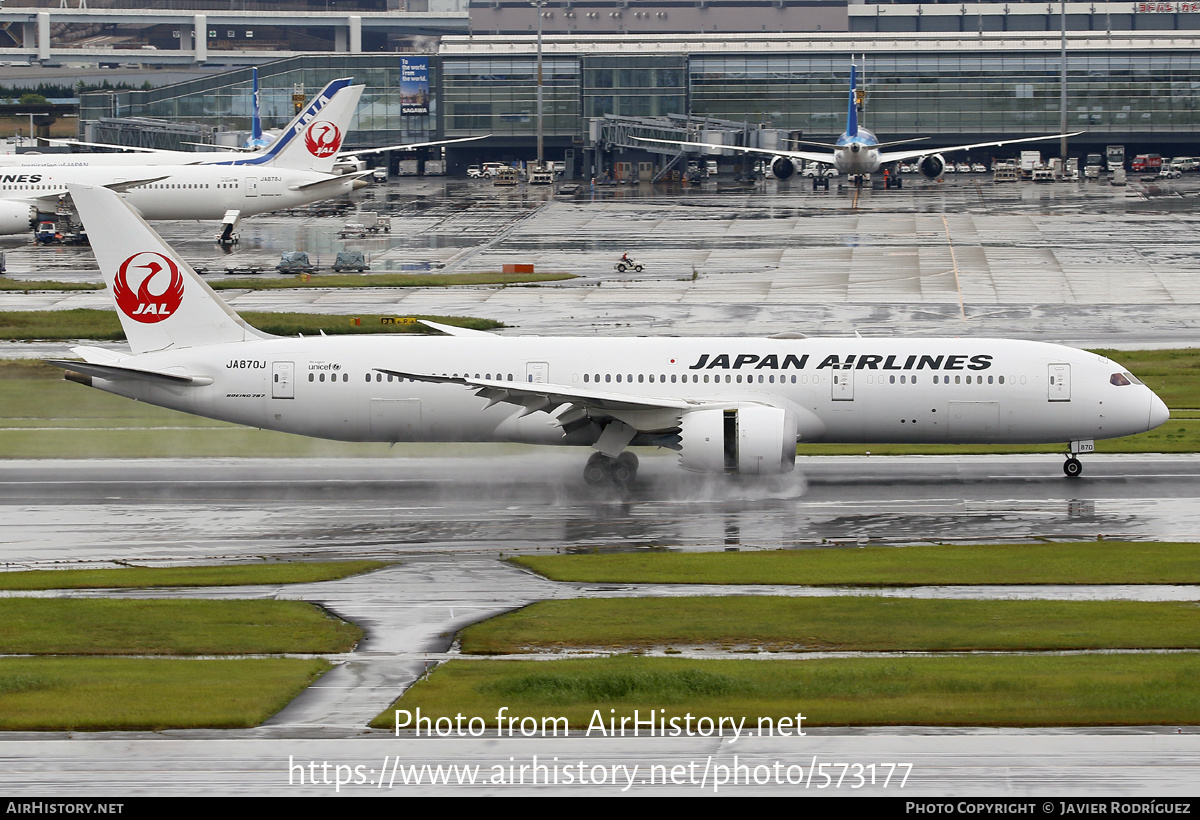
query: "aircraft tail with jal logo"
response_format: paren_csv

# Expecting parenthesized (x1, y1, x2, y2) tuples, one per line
(68, 184, 271, 354)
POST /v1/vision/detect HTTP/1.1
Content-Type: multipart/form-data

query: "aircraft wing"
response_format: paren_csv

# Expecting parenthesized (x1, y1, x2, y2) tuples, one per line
(338, 134, 490, 160)
(418, 319, 496, 337)
(43, 138, 163, 153)
(880, 132, 1084, 165)
(632, 136, 834, 166)
(375, 368, 698, 418)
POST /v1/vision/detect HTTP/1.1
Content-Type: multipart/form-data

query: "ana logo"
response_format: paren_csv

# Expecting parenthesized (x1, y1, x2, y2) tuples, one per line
(304, 121, 342, 158)
(113, 252, 184, 324)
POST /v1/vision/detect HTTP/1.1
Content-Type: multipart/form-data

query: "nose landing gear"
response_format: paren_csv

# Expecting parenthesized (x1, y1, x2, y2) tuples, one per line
(1063, 456, 1083, 478)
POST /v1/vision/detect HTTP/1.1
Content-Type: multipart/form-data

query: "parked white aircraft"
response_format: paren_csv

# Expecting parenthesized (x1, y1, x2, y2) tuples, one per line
(7, 76, 485, 174)
(48, 184, 1168, 486)
(637, 65, 1078, 188)
(0, 79, 369, 240)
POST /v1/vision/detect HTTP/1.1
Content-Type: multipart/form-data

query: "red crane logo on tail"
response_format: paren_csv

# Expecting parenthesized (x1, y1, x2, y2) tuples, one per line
(113, 252, 184, 324)
(304, 121, 342, 158)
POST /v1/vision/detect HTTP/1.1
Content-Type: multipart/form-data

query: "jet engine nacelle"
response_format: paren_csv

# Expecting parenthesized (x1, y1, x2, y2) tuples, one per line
(919, 154, 946, 179)
(678, 405, 798, 475)
(0, 201, 36, 235)
(770, 156, 797, 180)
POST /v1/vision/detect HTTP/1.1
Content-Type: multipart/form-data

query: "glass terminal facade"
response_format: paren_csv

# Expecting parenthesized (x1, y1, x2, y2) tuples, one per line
(78, 37, 1200, 157)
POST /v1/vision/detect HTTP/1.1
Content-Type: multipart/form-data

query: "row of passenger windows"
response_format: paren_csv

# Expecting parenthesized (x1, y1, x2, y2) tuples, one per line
(363, 372, 517, 382)
(136, 183, 239, 190)
(867, 374, 1019, 385)
(306, 370, 1030, 386)
(583, 373, 803, 385)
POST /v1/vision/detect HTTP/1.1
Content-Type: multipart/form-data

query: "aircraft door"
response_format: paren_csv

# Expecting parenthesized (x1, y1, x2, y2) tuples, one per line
(831, 370, 854, 401)
(245, 178, 259, 197)
(526, 362, 549, 383)
(271, 361, 294, 399)
(1048, 363, 1071, 401)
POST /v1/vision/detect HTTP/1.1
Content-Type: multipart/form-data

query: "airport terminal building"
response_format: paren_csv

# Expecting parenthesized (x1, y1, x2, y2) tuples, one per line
(74, 1, 1200, 172)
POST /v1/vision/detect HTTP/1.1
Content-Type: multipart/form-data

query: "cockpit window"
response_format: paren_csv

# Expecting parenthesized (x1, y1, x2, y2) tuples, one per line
(1110, 373, 1131, 386)
(1124, 372, 1143, 386)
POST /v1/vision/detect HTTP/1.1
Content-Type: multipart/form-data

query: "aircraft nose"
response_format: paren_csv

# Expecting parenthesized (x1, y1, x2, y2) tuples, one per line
(1148, 392, 1170, 430)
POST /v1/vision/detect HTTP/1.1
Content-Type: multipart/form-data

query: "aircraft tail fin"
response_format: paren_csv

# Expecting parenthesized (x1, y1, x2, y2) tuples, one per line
(846, 64, 859, 138)
(249, 67, 264, 146)
(68, 184, 272, 355)
(216, 77, 363, 173)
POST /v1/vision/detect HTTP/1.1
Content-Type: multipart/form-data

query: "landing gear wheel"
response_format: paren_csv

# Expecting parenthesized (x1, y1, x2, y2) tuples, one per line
(612, 452, 639, 486)
(584, 452, 613, 485)
(895, 176, 903, 189)
(1063, 457, 1083, 478)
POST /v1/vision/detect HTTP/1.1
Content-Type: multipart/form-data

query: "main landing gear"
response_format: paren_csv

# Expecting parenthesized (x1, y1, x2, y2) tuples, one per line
(1063, 456, 1083, 478)
(584, 451, 639, 488)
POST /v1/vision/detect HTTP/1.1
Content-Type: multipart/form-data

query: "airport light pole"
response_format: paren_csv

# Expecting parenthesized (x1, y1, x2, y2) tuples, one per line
(1060, 0, 1068, 160)
(531, 0, 545, 170)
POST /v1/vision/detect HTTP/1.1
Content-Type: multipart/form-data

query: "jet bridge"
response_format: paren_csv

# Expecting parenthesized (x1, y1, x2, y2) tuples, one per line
(586, 114, 793, 182)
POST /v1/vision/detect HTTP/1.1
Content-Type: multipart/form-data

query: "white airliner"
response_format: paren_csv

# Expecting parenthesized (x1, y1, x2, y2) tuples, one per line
(637, 65, 1077, 188)
(48, 184, 1168, 486)
(6, 75, 485, 175)
(0, 78, 372, 241)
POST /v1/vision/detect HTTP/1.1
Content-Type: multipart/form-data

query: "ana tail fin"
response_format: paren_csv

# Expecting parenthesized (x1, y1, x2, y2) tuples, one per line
(846, 64, 859, 138)
(68, 184, 272, 354)
(216, 78, 363, 173)
(249, 67, 264, 146)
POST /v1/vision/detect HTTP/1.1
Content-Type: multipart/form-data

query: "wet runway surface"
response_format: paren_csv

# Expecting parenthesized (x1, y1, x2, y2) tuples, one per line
(3, 454, 1200, 561)
(3, 177, 1200, 794)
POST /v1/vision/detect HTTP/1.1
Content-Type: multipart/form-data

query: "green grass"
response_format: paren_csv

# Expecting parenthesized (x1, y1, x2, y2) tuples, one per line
(512, 542, 1200, 586)
(0, 560, 391, 590)
(0, 657, 331, 731)
(457, 597, 1200, 654)
(0, 309, 503, 341)
(210, 271, 576, 290)
(0, 276, 102, 292)
(375, 654, 1200, 728)
(0, 599, 362, 655)
(1095, 348, 1200, 409)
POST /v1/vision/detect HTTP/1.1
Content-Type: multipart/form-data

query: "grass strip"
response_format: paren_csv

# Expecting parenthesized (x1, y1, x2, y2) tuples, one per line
(512, 542, 1200, 586)
(374, 654, 1200, 728)
(0, 599, 362, 655)
(209, 271, 576, 290)
(0, 560, 391, 591)
(0, 657, 330, 731)
(0, 309, 503, 341)
(0, 276, 101, 292)
(457, 597, 1200, 654)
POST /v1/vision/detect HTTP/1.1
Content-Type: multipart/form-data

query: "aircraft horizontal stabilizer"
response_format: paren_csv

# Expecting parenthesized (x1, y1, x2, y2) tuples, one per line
(288, 170, 371, 191)
(103, 176, 170, 193)
(45, 358, 212, 386)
